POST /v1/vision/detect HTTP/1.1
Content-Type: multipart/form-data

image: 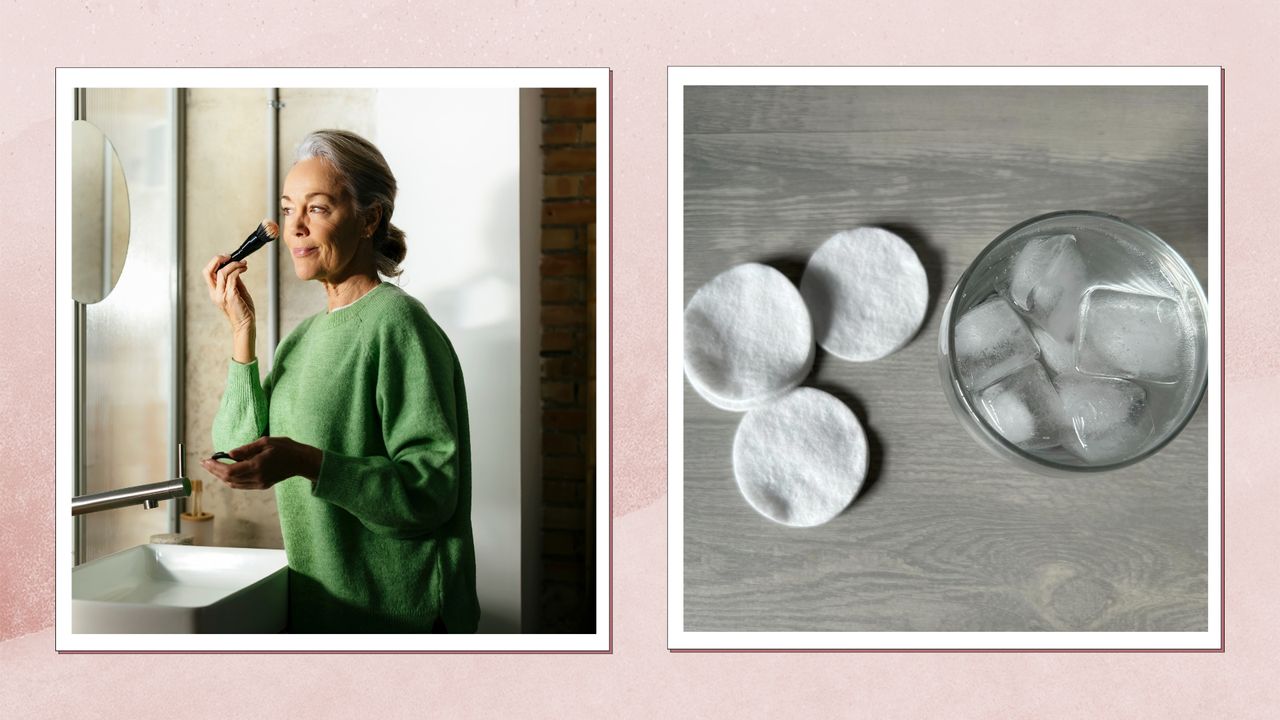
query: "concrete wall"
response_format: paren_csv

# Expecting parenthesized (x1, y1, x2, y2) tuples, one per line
(183, 88, 279, 548)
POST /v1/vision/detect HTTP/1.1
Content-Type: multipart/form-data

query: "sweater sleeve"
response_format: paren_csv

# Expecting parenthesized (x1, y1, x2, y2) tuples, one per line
(311, 314, 463, 539)
(212, 358, 271, 453)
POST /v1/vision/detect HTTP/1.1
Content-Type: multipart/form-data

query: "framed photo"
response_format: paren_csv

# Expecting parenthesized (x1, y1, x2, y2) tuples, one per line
(668, 66, 1221, 651)
(57, 67, 611, 652)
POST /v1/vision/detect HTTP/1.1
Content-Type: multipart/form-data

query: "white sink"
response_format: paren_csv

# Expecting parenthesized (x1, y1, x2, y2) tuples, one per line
(72, 544, 288, 633)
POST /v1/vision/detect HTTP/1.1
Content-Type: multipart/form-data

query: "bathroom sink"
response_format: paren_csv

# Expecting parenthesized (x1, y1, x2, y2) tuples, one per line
(72, 544, 288, 633)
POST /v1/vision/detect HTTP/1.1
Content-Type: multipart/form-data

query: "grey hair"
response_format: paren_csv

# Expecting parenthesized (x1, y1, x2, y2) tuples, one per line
(295, 129, 406, 279)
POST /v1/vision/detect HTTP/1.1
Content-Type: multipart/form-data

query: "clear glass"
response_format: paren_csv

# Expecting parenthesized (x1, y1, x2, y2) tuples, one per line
(938, 211, 1208, 475)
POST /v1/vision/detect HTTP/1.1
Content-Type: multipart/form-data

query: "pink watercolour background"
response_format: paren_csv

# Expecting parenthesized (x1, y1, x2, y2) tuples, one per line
(2, 0, 1276, 716)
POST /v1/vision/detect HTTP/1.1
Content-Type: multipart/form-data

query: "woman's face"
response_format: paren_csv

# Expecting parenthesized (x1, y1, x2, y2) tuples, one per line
(280, 157, 372, 282)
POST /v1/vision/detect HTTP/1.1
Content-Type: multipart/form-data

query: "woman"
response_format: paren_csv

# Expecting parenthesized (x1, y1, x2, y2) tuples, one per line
(201, 129, 479, 634)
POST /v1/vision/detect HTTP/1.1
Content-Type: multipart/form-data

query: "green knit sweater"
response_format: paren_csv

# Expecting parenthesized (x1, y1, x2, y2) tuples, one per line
(212, 282, 479, 633)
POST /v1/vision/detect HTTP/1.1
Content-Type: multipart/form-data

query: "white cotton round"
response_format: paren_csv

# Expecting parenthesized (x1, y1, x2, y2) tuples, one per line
(732, 388, 869, 527)
(799, 227, 929, 362)
(684, 362, 811, 412)
(683, 263, 815, 411)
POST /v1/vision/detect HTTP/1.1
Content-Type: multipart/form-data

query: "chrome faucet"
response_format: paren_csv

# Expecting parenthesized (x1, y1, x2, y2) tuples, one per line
(72, 443, 192, 516)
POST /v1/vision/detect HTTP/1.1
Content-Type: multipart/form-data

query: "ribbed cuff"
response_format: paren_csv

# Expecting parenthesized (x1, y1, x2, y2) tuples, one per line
(225, 358, 268, 435)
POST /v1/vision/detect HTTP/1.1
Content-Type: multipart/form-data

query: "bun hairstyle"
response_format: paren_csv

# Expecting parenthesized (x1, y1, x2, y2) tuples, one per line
(294, 129, 406, 279)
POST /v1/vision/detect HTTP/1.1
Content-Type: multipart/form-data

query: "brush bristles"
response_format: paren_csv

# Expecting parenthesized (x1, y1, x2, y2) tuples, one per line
(261, 219, 279, 239)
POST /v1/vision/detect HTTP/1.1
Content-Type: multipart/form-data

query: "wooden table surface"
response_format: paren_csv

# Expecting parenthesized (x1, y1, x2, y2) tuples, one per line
(681, 86, 1210, 632)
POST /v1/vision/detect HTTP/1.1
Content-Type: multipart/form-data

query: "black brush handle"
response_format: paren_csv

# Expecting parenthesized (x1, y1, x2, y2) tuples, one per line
(217, 224, 272, 271)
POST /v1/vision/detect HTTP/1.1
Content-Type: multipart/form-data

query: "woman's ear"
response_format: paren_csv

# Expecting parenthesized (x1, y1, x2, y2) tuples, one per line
(363, 205, 383, 240)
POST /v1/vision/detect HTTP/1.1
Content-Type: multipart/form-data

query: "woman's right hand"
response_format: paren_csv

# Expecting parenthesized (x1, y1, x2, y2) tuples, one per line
(204, 255, 256, 335)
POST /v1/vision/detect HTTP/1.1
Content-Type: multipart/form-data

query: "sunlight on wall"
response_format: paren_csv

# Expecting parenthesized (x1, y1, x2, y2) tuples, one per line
(373, 89, 522, 633)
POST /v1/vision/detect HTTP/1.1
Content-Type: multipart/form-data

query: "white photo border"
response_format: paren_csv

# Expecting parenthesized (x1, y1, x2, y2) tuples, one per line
(56, 67, 611, 652)
(667, 66, 1223, 651)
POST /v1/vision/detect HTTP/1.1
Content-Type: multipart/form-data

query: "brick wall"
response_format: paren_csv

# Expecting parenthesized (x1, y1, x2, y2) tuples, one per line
(539, 88, 596, 633)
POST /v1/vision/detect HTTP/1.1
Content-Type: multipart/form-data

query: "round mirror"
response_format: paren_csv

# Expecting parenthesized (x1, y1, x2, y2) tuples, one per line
(72, 119, 130, 304)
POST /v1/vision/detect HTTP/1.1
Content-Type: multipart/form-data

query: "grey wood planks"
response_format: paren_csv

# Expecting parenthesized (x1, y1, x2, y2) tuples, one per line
(682, 85, 1209, 633)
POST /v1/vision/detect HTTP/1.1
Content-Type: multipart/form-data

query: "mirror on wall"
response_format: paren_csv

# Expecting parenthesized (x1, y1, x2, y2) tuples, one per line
(72, 119, 130, 304)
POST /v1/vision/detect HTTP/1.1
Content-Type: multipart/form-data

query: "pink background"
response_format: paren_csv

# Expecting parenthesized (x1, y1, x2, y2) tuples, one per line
(1, 0, 1275, 716)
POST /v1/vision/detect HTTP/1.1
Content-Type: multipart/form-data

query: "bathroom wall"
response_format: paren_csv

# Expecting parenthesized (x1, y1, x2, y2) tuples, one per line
(80, 89, 177, 562)
(183, 88, 279, 549)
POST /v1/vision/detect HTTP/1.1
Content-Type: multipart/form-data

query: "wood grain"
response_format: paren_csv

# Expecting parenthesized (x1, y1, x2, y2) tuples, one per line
(682, 85, 1209, 632)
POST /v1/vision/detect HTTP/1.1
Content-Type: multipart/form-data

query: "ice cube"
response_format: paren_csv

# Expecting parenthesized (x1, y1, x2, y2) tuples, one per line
(1054, 372, 1155, 464)
(977, 363, 1066, 449)
(1076, 287, 1187, 384)
(1005, 233, 1088, 340)
(954, 297, 1039, 390)
(1031, 326, 1076, 376)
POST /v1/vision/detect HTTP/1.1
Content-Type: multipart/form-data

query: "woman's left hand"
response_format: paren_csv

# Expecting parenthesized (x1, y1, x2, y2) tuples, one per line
(200, 436, 324, 491)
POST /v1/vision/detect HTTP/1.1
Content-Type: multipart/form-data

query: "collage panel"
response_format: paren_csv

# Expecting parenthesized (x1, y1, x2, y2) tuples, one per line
(55, 68, 611, 651)
(669, 68, 1221, 649)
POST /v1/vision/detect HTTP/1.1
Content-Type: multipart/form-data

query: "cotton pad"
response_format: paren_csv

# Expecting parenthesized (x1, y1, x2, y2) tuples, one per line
(799, 227, 929, 361)
(684, 263, 815, 411)
(732, 387, 869, 527)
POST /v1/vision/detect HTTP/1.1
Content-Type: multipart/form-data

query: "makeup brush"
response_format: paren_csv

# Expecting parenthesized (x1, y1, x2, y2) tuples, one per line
(217, 219, 280, 271)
